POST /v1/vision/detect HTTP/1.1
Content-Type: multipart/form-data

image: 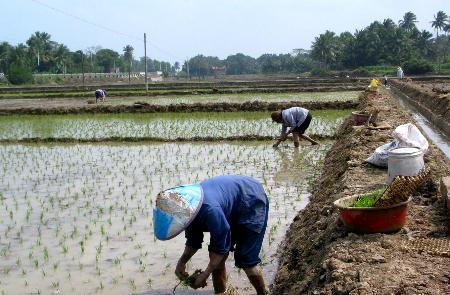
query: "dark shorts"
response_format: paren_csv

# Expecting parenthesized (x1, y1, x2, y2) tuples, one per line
(230, 202, 269, 268)
(292, 112, 312, 134)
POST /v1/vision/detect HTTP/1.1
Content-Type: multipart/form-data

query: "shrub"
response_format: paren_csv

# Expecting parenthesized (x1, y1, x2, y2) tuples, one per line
(351, 67, 371, 77)
(7, 63, 33, 85)
(310, 67, 328, 77)
(403, 58, 433, 75)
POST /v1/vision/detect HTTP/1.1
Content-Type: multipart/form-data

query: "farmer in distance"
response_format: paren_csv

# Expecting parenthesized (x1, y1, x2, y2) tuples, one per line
(153, 175, 269, 295)
(271, 106, 319, 147)
(95, 88, 106, 103)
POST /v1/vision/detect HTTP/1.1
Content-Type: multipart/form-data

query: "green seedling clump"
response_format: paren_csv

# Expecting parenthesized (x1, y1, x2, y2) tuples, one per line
(351, 188, 385, 208)
(173, 269, 204, 294)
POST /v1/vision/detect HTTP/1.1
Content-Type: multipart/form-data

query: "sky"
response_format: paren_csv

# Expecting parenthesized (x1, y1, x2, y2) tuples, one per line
(1, 0, 448, 63)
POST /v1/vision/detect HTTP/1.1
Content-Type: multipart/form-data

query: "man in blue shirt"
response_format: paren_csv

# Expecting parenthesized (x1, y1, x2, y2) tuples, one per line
(271, 107, 319, 147)
(174, 175, 269, 295)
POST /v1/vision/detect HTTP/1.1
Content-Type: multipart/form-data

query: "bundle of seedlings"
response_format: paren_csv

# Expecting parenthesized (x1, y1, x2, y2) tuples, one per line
(172, 269, 204, 294)
(351, 168, 430, 208)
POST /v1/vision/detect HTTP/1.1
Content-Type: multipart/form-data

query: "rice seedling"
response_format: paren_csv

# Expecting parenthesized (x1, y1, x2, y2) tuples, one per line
(0, 139, 333, 294)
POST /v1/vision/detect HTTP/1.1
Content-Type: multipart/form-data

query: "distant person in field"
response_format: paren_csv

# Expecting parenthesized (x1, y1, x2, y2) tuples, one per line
(95, 89, 106, 103)
(397, 67, 404, 79)
(271, 107, 319, 148)
(384, 74, 388, 87)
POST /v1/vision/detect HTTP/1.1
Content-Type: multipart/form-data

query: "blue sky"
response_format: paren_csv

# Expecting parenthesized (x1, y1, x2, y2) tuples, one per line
(1, 0, 448, 63)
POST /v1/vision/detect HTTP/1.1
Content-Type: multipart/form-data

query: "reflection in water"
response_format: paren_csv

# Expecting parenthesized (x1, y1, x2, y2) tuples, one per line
(273, 148, 304, 185)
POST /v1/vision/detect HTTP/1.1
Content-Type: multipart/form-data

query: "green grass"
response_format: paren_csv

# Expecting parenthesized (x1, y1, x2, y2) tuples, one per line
(361, 65, 397, 75)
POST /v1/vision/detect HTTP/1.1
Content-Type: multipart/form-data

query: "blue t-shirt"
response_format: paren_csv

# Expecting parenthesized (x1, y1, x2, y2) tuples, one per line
(185, 175, 268, 254)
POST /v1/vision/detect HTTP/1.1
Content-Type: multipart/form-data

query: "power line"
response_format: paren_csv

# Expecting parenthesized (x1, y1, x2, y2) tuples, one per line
(29, 0, 182, 61)
(30, 0, 143, 42)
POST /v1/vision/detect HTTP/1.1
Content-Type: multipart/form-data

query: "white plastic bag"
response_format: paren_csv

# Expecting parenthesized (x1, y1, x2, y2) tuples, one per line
(365, 123, 428, 168)
(392, 123, 428, 152)
(365, 140, 398, 167)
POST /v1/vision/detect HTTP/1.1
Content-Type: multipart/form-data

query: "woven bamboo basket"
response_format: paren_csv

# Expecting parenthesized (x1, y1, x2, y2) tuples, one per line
(374, 167, 430, 207)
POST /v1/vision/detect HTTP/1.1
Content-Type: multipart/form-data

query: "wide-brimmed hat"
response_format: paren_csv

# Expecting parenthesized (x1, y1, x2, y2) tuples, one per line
(153, 183, 203, 240)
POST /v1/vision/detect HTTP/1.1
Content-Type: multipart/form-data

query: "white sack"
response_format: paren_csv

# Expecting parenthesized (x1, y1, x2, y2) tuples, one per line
(393, 123, 428, 152)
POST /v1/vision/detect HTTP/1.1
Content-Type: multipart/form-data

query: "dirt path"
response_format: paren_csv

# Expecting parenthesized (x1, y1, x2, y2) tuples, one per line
(271, 89, 450, 294)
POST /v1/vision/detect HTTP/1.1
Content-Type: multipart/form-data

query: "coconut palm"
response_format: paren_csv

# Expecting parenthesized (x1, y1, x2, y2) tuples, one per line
(444, 23, 450, 35)
(431, 11, 448, 38)
(26, 31, 53, 70)
(123, 45, 134, 84)
(399, 12, 418, 32)
(53, 44, 71, 74)
(311, 30, 339, 69)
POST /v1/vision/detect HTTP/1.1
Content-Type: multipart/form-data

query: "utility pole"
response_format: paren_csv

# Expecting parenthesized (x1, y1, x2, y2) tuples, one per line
(144, 33, 148, 93)
(186, 58, 190, 80)
(81, 51, 85, 89)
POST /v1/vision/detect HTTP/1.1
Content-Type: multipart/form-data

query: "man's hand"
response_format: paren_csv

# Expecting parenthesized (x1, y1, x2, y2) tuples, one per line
(175, 261, 188, 280)
(190, 271, 209, 289)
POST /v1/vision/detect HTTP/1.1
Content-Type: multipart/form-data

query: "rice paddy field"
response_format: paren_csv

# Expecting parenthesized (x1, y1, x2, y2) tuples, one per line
(106, 91, 360, 105)
(0, 141, 331, 294)
(0, 88, 358, 294)
(0, 91, 359, 110)
(0, 109, 351, 141)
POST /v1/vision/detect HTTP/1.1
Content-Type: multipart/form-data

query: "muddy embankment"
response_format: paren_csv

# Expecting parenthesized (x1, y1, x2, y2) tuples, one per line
(390, 80, 450, 138)
(0, 100, 357, 115)
(0, 78, 363, 93)
(271, 90, 450, 294)
(0, 86, 365, 99)
(0, 134, 336, 144)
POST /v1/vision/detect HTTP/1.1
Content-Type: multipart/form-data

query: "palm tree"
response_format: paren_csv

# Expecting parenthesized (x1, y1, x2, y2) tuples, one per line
(53, 44, 70, 74)
(311, 30, 338, 69)
(416, 30, 434, 58)
(431, 11, 448, 38)
(399, 12, 417, 32)
(26, 31, 53, 70)
(444, 23, 450, 35)
(123, 45, 134, 84)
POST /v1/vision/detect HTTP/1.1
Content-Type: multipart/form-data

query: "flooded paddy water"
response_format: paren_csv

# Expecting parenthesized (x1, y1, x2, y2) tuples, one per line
(0, 91, 359, 110)
(0, 141, 332, 294)
(0, 89, 356, 294)
(107, 91, 360, 106)
(0, 110, 351, 141)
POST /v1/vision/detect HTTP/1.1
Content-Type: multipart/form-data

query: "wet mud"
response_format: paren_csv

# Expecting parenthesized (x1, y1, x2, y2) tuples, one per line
(272, 89, 450, 294)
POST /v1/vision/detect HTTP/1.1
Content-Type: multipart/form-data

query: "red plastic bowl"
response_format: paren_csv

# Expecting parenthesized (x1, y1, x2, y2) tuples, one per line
(333, 195, 411, 233)
(351, 111, 371, 124)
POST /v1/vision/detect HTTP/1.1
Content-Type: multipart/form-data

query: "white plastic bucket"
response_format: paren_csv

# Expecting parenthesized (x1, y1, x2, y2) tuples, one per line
(387, 147, 424, 184)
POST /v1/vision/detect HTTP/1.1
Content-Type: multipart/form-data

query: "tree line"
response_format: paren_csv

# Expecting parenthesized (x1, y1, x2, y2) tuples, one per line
(0, 32, 175, 84)
(182, 11, 450, 78)
(0, 10, 449, 84)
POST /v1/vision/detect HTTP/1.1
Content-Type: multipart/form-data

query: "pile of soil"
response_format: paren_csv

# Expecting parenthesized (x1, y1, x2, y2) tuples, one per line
(271, 89, 450, 294)
(0, 100, 357, 115)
